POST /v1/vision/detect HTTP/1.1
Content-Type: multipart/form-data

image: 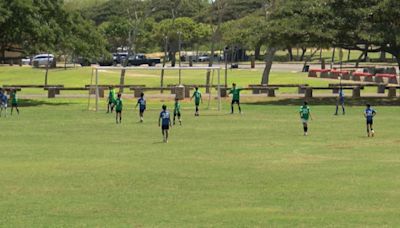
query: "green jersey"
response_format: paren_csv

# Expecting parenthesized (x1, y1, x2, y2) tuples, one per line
(300, 105, 310, 120)
(229, 88, 242, 101)
(115, 98, 123, 111)
(11, 92, 17, 104)
(174, 102, 181, 113)
(192, 90, 202, 104)
(108, 89, 116, 102)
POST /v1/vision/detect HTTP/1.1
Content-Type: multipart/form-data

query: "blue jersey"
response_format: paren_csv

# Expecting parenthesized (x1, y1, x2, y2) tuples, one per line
(339, 89, 345, 101)
(160, 110, 170, 126)
(1, 94, 7, 103)
(365, 108, 376, 121)
(137, 97, 146, 110)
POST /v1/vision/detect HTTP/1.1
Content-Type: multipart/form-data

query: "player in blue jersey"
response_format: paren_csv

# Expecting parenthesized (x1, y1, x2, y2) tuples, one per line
(364, 104, 377, 137)
(159, 105, 172, 143)
(135, 92, 146, 122)
(334, 88, 345, 115)
(0, 90, 8, 117)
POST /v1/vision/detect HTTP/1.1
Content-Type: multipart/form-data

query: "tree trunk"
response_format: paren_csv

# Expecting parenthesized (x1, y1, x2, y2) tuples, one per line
(395, 54, 400, 74)
(254, 42, 262, 60)
(160, 36, 168, 93)
(261, 47, 277, 85)
(64, 55, 67, 70)
(44, 54, 50, 86)
(287, 47, 293, 61)
(347, 49, 351, 62)
(330, 47, 336, 69)
(170, 51, 176, 67)
(380, 51, 386, 62)
(303, 48, 319, 71)
(300, 47, 307, 61)
(355, 51, 365, 68)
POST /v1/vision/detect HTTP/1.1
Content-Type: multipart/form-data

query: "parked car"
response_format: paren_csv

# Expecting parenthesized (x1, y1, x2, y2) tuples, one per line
(32, 54, 55, 67)
(127, 54, 161, 66)
(21, 57, 31, 65)
(75, 57, 96, 67)
(112, 52, 129, 65)
(197, 54, 210, 62)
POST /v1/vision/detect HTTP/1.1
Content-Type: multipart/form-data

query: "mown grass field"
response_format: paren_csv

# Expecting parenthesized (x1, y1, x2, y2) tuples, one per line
(1, 97, 400, 227)
(0, 66, 386, 96)
(1, 66, 400, 226)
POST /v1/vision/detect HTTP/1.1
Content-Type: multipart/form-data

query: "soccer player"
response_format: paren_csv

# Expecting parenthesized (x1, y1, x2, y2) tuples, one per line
(0, 90, 8, 117)
(115, 93, 123, 124)
(173, 97, 182, 125)
(364, 104, 377, 137)
(190, 87, 202, 116)
(135, 92, 146, 122)
(299, 101, 312, 136)
(107, 86, 116, 113)
(334, 88, 345, 115)
(10, 90, 19, 115)
(229, 83, 242, 114)
(159, 104, 172, 143)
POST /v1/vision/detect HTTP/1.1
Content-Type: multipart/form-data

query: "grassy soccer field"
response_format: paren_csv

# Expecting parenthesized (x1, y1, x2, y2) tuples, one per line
(1, 97, 400, 227)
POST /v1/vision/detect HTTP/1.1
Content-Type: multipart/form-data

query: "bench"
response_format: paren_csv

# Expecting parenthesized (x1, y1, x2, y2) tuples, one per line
(0, 87, 22, 94)
(3, 84, 65, 95)
(222, 87, 279, 97)
(308, 69, 331, 78)
(375, 74, 398, 84)
(45, 87, 90, 98)
(302, 86, 362, 98)
(352, 72, 374, 82)
(85, 85, 146, 97)
(330, 70, 350, 80)
(249, 84, 309, 94)
(386, 86, 400, 98)
(328, 83, 387, 94)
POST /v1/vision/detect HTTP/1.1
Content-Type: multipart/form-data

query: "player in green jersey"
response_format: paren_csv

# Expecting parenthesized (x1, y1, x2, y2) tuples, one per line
(299, 101, 312, 136)
(115, 93, 123, 124)
(190, 87, 202, 116)
(229, 83, 242, 114)
(10, 90, 19, 115)
(107, 87, 116, 113)
(173, 97, 182, 125)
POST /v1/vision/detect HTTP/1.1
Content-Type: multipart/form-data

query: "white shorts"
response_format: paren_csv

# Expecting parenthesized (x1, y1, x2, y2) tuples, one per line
(1, 103, 7, 109)
(301, 118, 308, 124)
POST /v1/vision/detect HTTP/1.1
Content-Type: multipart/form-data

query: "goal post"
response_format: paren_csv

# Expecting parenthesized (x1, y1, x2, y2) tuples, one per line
(88, 66, 223, 112)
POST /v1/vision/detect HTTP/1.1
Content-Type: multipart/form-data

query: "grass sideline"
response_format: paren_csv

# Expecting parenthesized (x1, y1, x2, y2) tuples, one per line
(1, 98, 400, 226)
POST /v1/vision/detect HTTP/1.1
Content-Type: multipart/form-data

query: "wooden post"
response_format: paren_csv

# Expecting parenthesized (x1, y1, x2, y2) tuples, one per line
(305, 87, 313, 98)
(388, 87, 397, 98)
(352, 86, 361, 98)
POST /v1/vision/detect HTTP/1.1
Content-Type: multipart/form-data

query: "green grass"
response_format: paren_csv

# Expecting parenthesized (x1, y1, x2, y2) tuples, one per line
(0, 66, 389, 97)
(1, 98, 400, 227)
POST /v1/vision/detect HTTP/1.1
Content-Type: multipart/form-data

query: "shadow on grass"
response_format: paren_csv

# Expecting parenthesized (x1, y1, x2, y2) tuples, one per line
(243, 97, 400, 106)
(18, 99, 76, 107)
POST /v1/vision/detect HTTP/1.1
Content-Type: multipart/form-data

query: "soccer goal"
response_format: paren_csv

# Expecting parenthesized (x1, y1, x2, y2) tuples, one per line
(88, 66, 223, 112)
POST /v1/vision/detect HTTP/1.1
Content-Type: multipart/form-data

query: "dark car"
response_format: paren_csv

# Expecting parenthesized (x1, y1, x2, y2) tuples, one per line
(127, 54, 161, 66)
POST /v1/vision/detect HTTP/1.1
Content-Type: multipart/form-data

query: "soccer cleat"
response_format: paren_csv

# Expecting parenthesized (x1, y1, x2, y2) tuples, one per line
(371, 130, 375, 137)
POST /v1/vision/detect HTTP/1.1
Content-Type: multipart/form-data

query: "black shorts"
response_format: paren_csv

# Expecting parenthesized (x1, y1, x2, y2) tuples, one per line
(116, 110, 122, 114)
(162, 125, 170, 130)
(174, 111, 181, 117)
(231, 99, 240, 105)
(140, 108, 146, 113)
(367, 119, 373, 125)
(12, 103, 18, 107)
